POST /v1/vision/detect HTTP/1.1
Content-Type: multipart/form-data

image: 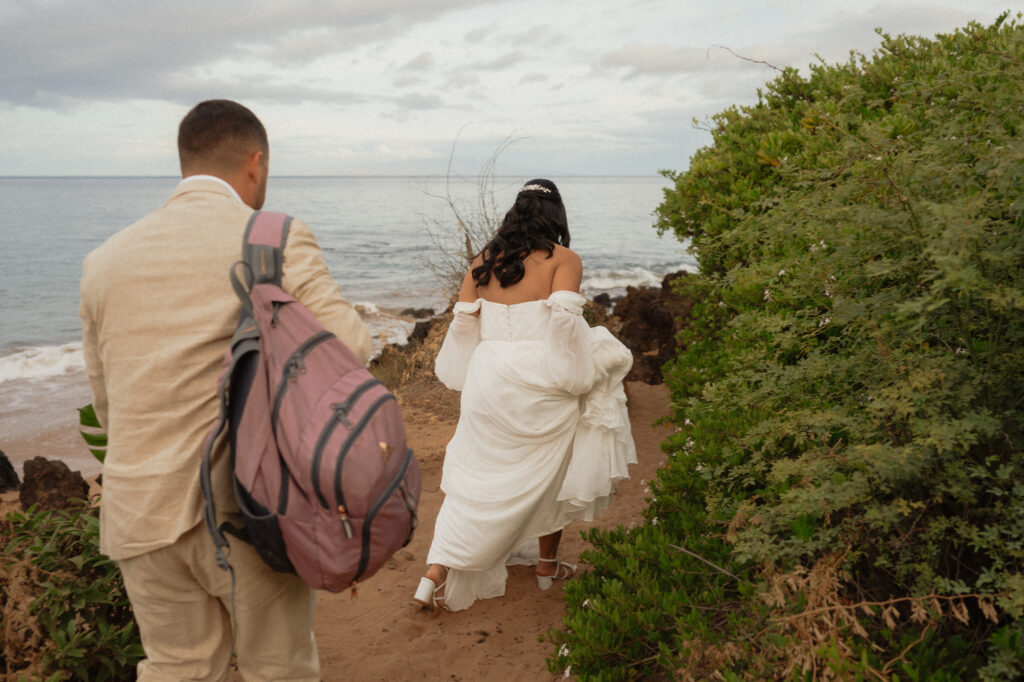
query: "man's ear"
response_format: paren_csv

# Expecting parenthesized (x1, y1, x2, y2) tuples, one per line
(244, 150, 264, 181)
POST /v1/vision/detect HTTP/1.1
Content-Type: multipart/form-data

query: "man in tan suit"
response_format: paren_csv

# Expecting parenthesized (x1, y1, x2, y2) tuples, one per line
(79, 100, 370, 680)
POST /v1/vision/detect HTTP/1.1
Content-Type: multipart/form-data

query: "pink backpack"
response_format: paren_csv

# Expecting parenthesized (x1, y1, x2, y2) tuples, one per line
(200, 211, 420, 592)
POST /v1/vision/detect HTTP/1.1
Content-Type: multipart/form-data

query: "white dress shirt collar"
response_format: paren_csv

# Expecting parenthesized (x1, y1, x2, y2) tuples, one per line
(177, 174, 245, 206)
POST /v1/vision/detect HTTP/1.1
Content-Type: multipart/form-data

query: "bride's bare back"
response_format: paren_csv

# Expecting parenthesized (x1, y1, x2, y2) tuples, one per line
(459, 244, 582, 306)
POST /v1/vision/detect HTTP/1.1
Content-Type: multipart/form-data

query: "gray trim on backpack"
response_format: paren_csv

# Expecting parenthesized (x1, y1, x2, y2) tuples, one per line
(242, 212, 292, 286)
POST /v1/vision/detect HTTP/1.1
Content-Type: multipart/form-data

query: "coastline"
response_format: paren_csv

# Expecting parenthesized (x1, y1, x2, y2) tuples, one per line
(1, 280, 685, 679)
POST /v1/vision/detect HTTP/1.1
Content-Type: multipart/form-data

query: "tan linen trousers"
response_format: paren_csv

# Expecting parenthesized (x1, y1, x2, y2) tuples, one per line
(118, 522, 319, 681)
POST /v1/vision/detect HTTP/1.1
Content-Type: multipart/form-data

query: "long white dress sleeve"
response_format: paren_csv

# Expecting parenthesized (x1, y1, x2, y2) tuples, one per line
(427, 291, 635, 611)
(433, 300, 482, 391)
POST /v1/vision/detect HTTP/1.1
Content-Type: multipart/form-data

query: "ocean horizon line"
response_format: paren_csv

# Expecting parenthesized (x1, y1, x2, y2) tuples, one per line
(0, 173, 670, 180)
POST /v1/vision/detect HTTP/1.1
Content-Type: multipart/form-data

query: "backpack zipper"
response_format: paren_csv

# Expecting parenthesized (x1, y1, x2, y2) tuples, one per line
(309, 378, 383, 510)
(353, 446, 414, 582)
(270, 330, 334, 435)
(331, 393, 397, 537)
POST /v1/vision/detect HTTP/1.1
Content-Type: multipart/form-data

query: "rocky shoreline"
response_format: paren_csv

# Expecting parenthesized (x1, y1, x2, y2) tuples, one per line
(1, 273, 692, 514)
(2, 277, 689, 680)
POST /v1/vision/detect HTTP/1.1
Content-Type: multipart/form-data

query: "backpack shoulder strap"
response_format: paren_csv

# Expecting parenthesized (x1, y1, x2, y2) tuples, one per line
(242, 211, 293, 286)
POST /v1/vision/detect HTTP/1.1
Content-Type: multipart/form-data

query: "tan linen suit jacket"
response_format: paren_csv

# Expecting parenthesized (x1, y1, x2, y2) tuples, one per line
(80, 178, 371, 561)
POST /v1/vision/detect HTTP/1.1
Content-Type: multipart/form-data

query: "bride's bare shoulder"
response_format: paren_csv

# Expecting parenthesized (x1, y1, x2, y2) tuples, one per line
(549, 244, 580, 262)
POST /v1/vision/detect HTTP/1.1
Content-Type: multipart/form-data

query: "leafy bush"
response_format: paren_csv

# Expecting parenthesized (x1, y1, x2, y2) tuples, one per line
(1, 502, 143, 681)
(552, 14, 1024, 680)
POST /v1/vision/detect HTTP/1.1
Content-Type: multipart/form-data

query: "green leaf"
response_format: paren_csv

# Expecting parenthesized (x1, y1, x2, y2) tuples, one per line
(77, 403, 101, 428)
(78, 403, 107, 462)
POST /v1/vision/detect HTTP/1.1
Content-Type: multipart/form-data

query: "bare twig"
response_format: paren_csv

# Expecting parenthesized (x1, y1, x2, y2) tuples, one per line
(667, 544, 740, 581)
(418, 131, 526, 301)
(707, 44, 784, 72)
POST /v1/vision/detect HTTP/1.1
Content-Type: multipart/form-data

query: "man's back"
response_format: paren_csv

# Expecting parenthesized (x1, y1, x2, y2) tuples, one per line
(80, 178, 370, 561)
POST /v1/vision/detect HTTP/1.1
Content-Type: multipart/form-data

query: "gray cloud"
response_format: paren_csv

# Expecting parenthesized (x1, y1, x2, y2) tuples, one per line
(472, 50, 527, 71)
(401, 51, 436, 71)
(0, 0, 496, 107)
(394, 92, 444, 110)
(464, 26, 493, 43)
(444, 70, 483, 90)
(603, 44, 712, 77)
(518, 72, 550, 85)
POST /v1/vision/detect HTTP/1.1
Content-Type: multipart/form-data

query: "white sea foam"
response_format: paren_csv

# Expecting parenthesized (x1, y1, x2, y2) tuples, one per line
(358, 308, 417, 357)
(0, 342, 85, 383)
(582, 263, 698, 296)
(354, 301, 380, 315)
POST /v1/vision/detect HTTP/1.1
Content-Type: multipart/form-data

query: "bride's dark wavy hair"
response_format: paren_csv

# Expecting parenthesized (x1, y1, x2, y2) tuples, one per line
(472, 178, 570, 288)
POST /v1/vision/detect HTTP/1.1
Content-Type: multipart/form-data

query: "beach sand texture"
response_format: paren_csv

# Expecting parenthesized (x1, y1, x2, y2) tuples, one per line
(2, 378, 671, 680)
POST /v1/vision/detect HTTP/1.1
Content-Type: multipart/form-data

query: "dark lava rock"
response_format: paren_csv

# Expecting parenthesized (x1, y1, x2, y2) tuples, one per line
(19, 457, 90, 511)
(408, 318, 436, 345)
(0, 449, 20, 492)
(607, 271, 694, 385)
(401, 307, 436, 319)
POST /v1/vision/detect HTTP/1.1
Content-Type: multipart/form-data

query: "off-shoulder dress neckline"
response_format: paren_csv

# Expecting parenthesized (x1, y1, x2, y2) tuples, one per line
(474, 290, 582, 308)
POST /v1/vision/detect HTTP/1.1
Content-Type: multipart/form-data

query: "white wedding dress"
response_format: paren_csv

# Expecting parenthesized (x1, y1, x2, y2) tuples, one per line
(429, 290, 637, 611)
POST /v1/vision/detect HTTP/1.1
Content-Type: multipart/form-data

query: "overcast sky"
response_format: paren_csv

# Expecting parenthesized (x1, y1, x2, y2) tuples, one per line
(0, 1, 1015, 176)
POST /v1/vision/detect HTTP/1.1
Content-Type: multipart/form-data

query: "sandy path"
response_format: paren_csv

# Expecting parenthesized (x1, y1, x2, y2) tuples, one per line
(2, 379, 671, 681)
(306, 380, 671, 681)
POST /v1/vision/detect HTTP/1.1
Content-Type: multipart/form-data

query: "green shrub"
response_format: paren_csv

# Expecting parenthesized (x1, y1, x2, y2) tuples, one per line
(553, 13, 1024, 680)
(1, 502, 143, 681)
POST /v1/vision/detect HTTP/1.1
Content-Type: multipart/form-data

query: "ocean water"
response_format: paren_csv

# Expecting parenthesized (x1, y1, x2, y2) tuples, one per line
(0, 175, 694, 474)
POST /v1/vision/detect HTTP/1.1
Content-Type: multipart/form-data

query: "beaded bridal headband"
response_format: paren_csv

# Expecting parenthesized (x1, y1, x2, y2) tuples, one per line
(520, 183, 552, 194)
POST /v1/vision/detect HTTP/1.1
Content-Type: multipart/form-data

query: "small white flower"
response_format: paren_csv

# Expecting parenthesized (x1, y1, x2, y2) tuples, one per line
(818, 317, 831, 327)
(652, 517, 659, 525)
(684, 418, 693, 426)
(955, 347, 968, 355)
(778, 269, 786, 277)
(559, 644, 570, 657)
(582, 598, 592, 609)
(563, 665, 572, 678)
(685, 437, 695, 450)
(718, 301, 726, 307)
(763, 288, 772, 301)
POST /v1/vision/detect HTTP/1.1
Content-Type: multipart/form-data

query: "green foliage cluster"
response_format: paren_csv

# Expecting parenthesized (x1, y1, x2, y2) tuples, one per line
(551, 14, 1024, 680)
(1, 503, 143, 681)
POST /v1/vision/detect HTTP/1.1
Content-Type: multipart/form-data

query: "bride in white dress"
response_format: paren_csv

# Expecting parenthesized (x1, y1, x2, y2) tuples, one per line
(414, 179, 636, 613)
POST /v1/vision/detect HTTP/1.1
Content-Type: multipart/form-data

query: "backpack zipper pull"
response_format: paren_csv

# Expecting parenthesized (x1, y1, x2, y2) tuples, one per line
(337, 505, 354, 538)
(330, 402, 352, 428)
(285, 357, 305, 381)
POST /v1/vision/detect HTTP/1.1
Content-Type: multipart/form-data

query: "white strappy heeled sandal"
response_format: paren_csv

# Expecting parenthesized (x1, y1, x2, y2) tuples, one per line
(413, 576, 448, 611)
(536, 556, 577, 591)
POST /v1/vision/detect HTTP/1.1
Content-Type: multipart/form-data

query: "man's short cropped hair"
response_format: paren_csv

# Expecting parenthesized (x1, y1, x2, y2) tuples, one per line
(178, 99, 268, 174)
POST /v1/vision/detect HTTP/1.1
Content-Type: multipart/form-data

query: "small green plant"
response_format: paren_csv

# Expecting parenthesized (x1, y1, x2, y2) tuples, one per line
(1, 502, 143, 680)
(78, 403, 107, 462)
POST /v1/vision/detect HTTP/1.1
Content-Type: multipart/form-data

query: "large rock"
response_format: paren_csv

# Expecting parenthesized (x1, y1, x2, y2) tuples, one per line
(18, 457, 90, 511)
(0, 448, 20, 492)
(607, 271, 694, 384)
